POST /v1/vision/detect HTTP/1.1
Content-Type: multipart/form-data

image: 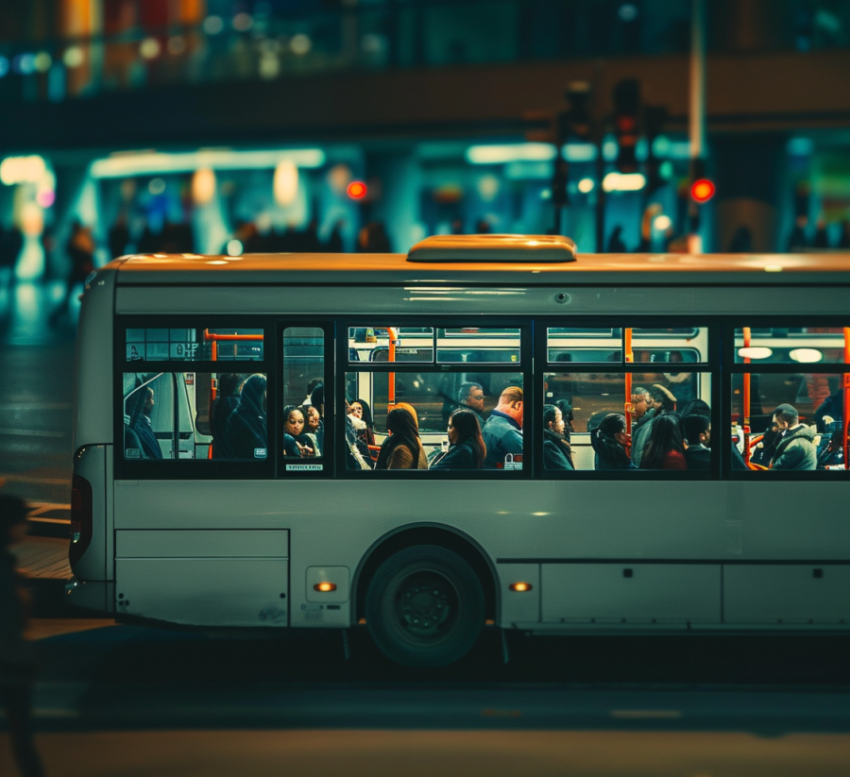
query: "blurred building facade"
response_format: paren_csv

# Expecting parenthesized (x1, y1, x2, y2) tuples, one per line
(1, 0, 850, 278)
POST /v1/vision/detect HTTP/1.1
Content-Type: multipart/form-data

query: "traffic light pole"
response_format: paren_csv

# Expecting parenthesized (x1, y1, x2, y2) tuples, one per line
(688, 0, 707, 252)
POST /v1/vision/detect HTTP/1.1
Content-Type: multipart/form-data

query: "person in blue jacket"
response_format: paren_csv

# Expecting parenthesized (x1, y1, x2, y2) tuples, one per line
(432, 409, 486, 470)
(482, 386, 523, 469)
(591, 413, 637, 470)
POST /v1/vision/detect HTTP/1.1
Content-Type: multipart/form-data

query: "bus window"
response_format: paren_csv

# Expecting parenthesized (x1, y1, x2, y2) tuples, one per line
(348, 327, 434, 363)
(126, 327, 264, 362)
(346, 372, 524, 471)
(437, 328, 521, 364)
(735, 327, 849, 365)
(732, 372, 845, 471)
(123, 371, 268, 461)
(632, 327, 708, 364)
(283, 327, 325, 459)
(547, 328, 622, 363)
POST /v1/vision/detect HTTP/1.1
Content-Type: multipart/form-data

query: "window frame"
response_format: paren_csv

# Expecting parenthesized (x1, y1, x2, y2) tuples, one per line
(337, 317, 532, 479)
(723, 317, 850, 481)
(114, 315, 276, 480)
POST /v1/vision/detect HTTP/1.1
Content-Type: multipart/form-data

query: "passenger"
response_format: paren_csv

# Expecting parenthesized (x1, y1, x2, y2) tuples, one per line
(632, 384, 677, 467)
(130, 386, 162, 460)
(394, 402, 419, 427)
(375, 407, 429, 470)
(482, 386, 524, 469)
(211, 373, 241, 459)
(663, 351, 695, 404)
(350, 398, 376, 448)
(770, 403, 817, 470)
(640, 413, 687, 470)
(591, 413, 636, 470)
(543, 404, 574, 470)
(309, 384, 324, 417)
(683, 415, 711, 472)
(456, 381, 487, 426)
(303, 378, 322, 406)
(226, 374, 267, 459)
(431, 409, 486, 470)
(630, 386, 651, 428)
(302, 404, 323, 457)
(283, 405, 314, 458)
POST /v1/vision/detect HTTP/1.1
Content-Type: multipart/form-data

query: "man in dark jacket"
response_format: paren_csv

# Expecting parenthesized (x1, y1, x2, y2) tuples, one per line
(482, 386, 523, 469)
(683, 415, 711, 471)
(770, 404, 817, 470)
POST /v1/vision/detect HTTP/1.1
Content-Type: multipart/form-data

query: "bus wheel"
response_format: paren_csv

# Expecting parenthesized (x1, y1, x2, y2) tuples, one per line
(365, 544, 485, 667)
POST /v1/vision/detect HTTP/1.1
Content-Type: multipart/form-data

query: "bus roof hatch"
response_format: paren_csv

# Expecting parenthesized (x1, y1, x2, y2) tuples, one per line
(406, 234, 577, 263)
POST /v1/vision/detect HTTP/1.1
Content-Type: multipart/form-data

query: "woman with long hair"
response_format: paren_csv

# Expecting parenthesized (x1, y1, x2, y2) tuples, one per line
(432, 408, 486, 470)
(375, 407, 429, 469)
(283, 404, 314, 457)
(591, 413, 636, 470)
(543, 404, 574, 470)
(640, 412, 687, 470)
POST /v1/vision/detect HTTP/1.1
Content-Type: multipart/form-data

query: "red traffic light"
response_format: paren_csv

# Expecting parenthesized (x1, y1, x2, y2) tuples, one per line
(691, 179, 715, 203)
(347, 181, 367, 200)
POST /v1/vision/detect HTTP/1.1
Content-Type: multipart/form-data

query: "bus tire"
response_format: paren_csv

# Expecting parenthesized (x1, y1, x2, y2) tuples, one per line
(365, 544, 485, 668)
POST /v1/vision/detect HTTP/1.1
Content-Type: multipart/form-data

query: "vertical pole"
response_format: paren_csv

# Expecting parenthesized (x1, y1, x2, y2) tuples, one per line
(742, 327, 752, 464)
(624, 328, 633, 452)
(688, 0, 707, 254)
(593, 60, 606, 252)
(843, 328, 850, 469)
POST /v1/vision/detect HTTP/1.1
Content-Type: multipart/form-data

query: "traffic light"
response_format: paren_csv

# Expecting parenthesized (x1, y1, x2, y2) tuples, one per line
(612, 79, 640, 174)
(690, 178, 715, 203)
(347, 181, 367, 200)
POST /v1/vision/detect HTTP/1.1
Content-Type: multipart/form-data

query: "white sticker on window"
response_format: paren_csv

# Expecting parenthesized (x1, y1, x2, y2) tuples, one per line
(286, 463, 323, 471)
(254, 448, 268, 459)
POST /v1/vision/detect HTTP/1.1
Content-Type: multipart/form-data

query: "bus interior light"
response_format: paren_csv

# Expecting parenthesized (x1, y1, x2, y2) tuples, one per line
(509, 582, 533, 592)
(737, 347, 773, 360)
(314, 582, 337, 592)
(789, 348, 823, 363)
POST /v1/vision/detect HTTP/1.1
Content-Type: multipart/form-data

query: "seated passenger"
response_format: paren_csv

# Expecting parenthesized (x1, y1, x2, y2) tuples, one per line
(226, 374, 267, 459)
(375, 407, 429, 470)
(130, 386, 162, 460)
(682, 415, 711, 472)
(770, 403, 817, 470)
(591, 413, 636, 470)
(211, 373, 241, 459)
(543, 404, 574, 470)
(303, 403, 323, 457)
(350, 398, 376, 448)
(431, 409, 486, 470)
(283, 404, 314, 457)
(640, 413, 687, 470)
(482, 386, 523, 469)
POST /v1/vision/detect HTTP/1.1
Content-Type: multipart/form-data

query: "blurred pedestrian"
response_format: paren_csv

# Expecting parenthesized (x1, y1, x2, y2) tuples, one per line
(727, 225, 753, 252)
(786, 215, 808, 252)
(837, 219, 850, 249)
(607, 225, 627, 253)
(1, 494, 46, 777)
(326, 220, 344, 253)
(813, 218, 829, 249)
(49, 220, 95, 326)
(108, 215, 131, 259)
(475, 218, 492, 234)
(1, 223, 24, 287)
(356, 222, 391, 253)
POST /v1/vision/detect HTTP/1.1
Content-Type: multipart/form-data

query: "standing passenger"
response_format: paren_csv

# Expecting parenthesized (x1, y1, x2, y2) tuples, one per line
(482, 386, 524, 469)
(226, 374, 268, 459)
(303, 404, 323, 457)
(683, 415, 711, 472)
(211, 373, 241, 459)
(130, 386, 162, 460)
(632, 384, 677, 467)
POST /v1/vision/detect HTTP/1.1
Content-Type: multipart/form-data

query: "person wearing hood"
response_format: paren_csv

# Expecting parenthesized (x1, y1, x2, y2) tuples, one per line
(770, 403, 817, 470)
(431, 409, 486, 470)
(543, 404, 574, 470)
(226, 374, 267, 459)
(211, 373, 241, 459)
(130, 385, 162, 459)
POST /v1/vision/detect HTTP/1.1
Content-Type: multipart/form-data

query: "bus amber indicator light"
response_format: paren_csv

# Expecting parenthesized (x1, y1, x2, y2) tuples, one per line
(347, 181, 367, 200)
(510, 582, 533, 592)
(314, 582, 337, 592)
(690, 179, 715, 203)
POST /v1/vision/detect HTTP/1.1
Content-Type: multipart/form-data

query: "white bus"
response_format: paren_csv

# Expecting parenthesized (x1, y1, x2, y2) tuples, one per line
(66, 235, 850, 666)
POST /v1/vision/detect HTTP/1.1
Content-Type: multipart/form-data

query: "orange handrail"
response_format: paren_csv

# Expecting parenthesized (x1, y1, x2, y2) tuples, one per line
(844, 327, 850, 469)
(624, 328, 633, 453)
(387, 327, 398, 407)
(742, 326, 752, 464)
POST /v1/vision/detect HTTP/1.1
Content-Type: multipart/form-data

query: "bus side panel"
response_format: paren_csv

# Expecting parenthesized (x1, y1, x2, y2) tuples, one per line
(74, 269, 115, 452)
(70, 444, 107, 581)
